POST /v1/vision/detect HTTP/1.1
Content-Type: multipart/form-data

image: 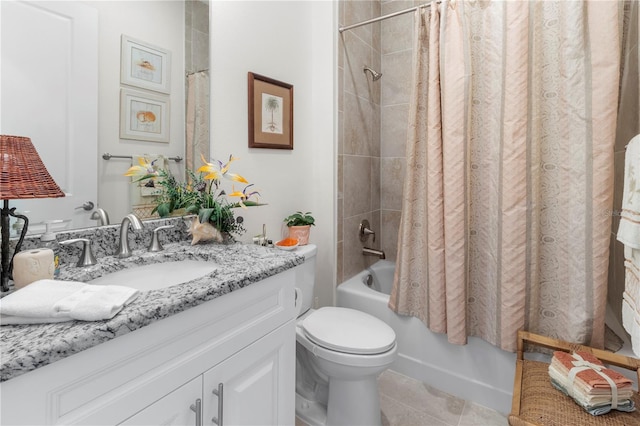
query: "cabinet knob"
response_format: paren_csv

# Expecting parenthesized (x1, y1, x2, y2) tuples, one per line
(190, 398, 202, 426)
(211, 383, 224, 425)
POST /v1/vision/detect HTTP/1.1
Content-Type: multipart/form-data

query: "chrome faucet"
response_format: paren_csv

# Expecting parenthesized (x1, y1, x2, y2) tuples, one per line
(60, 238, 97, 267)
(90, 208, 110, 226)
(116, 214, 143, 258)
(362, 247, 386, 259)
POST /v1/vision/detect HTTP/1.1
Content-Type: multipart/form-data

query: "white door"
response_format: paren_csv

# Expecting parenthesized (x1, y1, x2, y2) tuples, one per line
(1, 0, 98, 232)
(203, 323, 296, 426)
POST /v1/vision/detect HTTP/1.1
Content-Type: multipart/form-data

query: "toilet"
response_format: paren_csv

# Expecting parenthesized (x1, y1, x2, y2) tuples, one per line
(294, 244, 397, 426)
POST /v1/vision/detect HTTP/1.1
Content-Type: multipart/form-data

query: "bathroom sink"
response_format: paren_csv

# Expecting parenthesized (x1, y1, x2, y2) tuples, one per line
(88, 260, 217, 291)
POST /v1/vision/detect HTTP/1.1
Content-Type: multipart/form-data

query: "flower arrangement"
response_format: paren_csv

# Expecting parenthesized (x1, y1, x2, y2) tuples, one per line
(125, 154, 263, 240)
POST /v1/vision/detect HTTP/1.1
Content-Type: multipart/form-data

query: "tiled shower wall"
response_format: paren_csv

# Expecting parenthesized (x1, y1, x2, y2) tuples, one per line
(338, 0, 382, 284)
(337, 0, 418, 284)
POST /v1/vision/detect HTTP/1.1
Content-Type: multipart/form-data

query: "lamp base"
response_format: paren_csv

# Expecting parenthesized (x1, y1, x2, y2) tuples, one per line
(1, 200, 29, 292)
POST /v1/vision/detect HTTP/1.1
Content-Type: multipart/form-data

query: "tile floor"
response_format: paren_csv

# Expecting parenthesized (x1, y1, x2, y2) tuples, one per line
(296, 369, 509, 426)
(378, 370, 508, 426)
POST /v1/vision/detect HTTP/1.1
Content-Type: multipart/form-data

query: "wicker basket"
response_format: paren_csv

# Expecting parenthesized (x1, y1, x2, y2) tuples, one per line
(509, 331, 640, 426)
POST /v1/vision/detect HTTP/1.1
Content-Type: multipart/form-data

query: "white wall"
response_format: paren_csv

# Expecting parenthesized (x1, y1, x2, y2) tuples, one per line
(92, 1, 185, 221)
(210, 1, 337, 307)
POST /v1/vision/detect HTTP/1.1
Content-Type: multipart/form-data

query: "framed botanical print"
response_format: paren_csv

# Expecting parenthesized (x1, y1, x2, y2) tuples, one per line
(248, 72, 293, 149)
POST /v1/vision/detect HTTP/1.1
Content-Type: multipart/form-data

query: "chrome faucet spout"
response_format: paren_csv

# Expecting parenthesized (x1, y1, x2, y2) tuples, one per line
(116, 213, 143, 258)
(90, 208, 110, 226)
(362, 247, 386, 259)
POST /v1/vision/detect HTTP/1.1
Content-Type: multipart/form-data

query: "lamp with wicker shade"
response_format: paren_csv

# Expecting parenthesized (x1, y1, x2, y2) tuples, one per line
(1, 135, 65, 292)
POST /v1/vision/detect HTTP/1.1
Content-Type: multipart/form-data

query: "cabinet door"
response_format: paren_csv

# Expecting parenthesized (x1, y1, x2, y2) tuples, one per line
(203, 322, 295, 426)
(119, 376, 202, 426)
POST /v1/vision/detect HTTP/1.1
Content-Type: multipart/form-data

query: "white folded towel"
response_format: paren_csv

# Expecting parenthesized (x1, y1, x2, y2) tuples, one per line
(0, 279, 139, 325)
(617, 134, 640, 249)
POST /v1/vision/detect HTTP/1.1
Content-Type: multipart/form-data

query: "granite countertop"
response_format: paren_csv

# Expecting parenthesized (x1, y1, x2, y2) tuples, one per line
(0, 241, 304, 382)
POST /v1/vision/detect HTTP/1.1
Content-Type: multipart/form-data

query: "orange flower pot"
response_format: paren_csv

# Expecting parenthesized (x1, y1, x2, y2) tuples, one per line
(288, 225, 311, 245)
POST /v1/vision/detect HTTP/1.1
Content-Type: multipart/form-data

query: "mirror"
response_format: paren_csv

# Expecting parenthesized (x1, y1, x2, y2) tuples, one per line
(1, 0, 210, 235)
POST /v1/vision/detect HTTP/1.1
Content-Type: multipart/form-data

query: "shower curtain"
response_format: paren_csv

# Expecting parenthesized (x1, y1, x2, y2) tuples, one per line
(389, 0, 621, 351)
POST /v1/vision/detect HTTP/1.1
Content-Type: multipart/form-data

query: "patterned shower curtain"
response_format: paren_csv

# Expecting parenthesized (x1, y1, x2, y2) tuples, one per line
(389, 0, 621, 352)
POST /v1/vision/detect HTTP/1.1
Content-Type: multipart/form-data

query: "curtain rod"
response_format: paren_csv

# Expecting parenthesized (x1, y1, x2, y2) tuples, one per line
(338, 1, 440, 33)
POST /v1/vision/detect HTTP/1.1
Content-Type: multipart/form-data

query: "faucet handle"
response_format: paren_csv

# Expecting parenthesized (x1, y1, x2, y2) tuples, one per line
(359, 219, 376, 243)
(148, 225, 174, 252)
(59, 238, 97, 267)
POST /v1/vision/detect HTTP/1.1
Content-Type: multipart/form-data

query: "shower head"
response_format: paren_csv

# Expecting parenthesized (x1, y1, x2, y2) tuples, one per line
(363, 66, 382, 81)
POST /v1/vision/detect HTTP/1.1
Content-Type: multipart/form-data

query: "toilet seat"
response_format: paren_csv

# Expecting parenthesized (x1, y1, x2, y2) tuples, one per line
(301, 307, 396, 355)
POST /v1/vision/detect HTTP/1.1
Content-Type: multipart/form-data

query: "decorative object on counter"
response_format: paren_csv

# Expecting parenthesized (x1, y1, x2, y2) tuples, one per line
(11, 249, 55, 289)
(284, 211, 315, 246)
(0, 279, 139, 325)
(125, 154, 265, 244)
(0, 135, 65, 292)
(275, 238, 299, 251)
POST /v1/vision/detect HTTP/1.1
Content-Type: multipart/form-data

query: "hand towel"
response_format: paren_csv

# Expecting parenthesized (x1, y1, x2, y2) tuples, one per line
(551, 350, 633, 389)
(550, 378, 636, 416)
(548, 351, 636, 415)
(617, 134, 640, 248)
(0, 279, 139, 325)
(53, 285, 139, 321)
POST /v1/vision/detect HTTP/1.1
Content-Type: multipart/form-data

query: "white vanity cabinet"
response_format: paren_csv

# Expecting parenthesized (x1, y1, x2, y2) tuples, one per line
(120, 324, 293, 426)
(1, 269, 296, 426)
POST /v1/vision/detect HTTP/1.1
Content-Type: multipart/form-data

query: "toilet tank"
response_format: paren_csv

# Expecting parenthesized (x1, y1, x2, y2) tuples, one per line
(294, 244, 317, 316)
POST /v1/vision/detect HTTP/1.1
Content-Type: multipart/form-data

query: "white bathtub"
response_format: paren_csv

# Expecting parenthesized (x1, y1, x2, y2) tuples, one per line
(337, 260, 516, 414)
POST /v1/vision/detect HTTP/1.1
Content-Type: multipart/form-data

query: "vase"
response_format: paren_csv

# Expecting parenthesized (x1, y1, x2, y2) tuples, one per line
(170, 208, 188, 217)
(288, 225, 311, 245)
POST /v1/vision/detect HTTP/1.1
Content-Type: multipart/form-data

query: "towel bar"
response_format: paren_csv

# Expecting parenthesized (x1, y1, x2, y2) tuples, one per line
(102, 153, 183, 163)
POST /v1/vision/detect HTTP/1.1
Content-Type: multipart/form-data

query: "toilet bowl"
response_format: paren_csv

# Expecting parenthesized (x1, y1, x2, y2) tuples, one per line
(293, 245, 397, 426)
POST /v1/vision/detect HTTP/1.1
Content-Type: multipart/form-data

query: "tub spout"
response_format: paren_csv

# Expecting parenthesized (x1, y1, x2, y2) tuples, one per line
(362, 247, 385, 259)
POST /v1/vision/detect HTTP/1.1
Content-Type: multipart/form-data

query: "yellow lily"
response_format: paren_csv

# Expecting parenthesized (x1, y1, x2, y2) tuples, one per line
(197, 154, 220, 180)
(197, 154, 248, 184)
(124, 157, 158, 180)
(228, 184, 260, 209)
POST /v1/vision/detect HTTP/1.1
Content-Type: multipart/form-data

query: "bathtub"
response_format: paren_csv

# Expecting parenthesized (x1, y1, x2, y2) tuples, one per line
(337, 260, 516, 414)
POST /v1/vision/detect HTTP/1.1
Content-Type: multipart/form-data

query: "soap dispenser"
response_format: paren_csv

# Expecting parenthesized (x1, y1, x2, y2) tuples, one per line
(40, 221, 61, 278)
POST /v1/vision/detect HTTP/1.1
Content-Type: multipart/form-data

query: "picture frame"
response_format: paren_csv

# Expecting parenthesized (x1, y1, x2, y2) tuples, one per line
(121, 35, 171, 94)
(248, 72, 293, 149)
(120, 88, 170, 143)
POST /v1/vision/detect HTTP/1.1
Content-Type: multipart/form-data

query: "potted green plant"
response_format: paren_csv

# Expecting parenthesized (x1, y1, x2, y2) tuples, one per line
(283, 211, 315, 245)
